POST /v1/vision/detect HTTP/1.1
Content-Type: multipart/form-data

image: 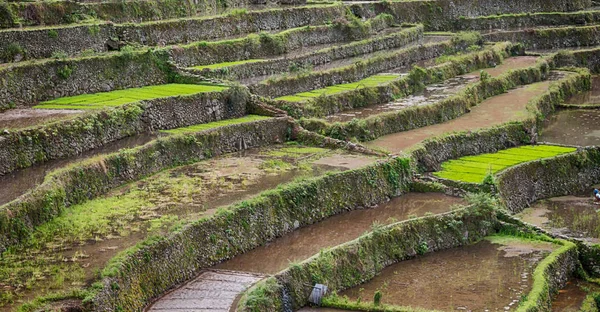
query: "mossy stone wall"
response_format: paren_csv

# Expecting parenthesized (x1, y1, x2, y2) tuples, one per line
(0, 88, 249, 175)
(88, 157, 413, 311)
(0, 118, 290, 253)
(237, 205, 498, 311)
(496, 147, 600, 213)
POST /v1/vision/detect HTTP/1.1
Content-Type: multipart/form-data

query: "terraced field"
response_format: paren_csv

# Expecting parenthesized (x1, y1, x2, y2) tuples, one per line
(433, 145, 577, 183)
(35, 84, 228, 110)
(3, 0, 600, 311)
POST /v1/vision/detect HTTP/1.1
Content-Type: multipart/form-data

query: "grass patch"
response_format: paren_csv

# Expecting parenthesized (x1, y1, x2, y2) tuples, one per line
(275, 74, 400, 102)
(433, 145, 577, 183)
(34, 83, 228, 110)
(161, 115, 272, 134)
(265, 146, 329, 158)
(190, 59, 264, 70)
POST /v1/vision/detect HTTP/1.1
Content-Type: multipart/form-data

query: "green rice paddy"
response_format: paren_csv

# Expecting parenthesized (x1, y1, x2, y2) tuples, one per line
(433, 145, 577, 183)
(34, 84, 228, 110)
(161, 115, 272, 134)
(275, 74, 400, 102)
(190, 59, 264, 70)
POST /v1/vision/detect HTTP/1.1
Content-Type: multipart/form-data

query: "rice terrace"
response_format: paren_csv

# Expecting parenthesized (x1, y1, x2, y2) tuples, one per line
(4, 0, 600, 311)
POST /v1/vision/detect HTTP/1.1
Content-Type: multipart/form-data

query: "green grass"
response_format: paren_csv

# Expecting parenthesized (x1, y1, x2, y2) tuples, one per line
(190, 59, 264, 70)
(161, 115, 272, 134)
(433, 145, 577, 183)
(275, 74, 400, 102)
(34, 83, 228, 110)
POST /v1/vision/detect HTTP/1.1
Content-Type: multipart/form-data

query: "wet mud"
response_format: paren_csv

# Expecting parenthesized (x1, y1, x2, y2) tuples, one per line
(0, 108, 83, 130)
(215, 193, 465, 274)
(337, 238, 555, 311)
(539, 109, 600, 146)
(563, 76, 600, 106)
(551, 279, 600, 312)
(0, 146, 373, 310)
(325, 75, 477, 122)
(366, 73, 563, 153)
(517, 193, 600, 243)
(0, 133, 158, 206)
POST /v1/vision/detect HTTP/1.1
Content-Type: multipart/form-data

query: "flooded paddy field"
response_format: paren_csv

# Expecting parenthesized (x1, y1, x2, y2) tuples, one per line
(215, 192, 465, 274)
(0, 145, 377, 310)
(0, 133, 158, 206)
(517, 191, 600, 243)
(367, 72, 565, 153)
(0, 108, 83, 130)
(333, 237, 556, 311)
(539, 109, 600, 146)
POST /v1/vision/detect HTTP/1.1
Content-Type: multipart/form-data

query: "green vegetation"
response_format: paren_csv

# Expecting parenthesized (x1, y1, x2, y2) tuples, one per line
(275, 74, 400, 102)
(161, 115, 272, 134)
(191, 59, 264, 70)
(433, 145, 577, 183)
(35, 84, 227, 110)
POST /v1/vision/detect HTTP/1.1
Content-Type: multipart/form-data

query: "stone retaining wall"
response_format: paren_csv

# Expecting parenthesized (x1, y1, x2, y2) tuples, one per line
(496, 147, 600, 213)
(0, 117, 291, 253)
(88, 157, 413, 311)
(0, 87, 249, 175)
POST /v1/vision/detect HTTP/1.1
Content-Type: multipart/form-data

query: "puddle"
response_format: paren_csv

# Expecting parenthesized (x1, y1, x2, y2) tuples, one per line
(0, 133, 158, 206)
(214, 193, 465, 274)
(0, 146, 361, 310)
(337, 238, 556, 311)
(517, 193, 600, 243)
(539, 109, 600, 146)
(366, 72, 565, 154)
(0, 108, 83, 130)
(552, 279, 600, 312)
(564, 76, 600, 105)
(325, 75, 478, 123)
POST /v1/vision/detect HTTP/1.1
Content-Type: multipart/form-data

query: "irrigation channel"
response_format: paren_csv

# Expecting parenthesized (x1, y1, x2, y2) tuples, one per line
(4, 0, 600, 311)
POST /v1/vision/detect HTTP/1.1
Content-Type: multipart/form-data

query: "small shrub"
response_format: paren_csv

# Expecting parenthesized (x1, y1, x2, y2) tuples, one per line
(48, 29, 59, 39)
(0, 42, 26, 62)
(88, 24, 100, 36)
(373, 290, 382, 306)
(227, 8, 247, 17)
(56, 65, 74, 79)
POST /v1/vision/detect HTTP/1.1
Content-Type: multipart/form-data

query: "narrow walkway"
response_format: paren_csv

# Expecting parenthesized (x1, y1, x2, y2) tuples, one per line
(146, 270, 265, 312)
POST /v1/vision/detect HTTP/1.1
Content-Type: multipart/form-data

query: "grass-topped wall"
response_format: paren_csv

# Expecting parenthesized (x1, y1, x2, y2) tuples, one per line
(190, 25, 424, 81)
(555, 47, 600, 73)
(0, 117, 291, 254)
(409, 67, 590, 173)
(497, 146, 600, 213)
(484, 25, 600, 50)
(0, 49, 174, 111)
(0, 4, 379, 63)
(87, 157, 412, 311)
(236, 200, 498, 311)
(0, 86, 249, 175)
(296, 41, 526, 139)
(380, 0, 592, 31)
(454, 11, 600, 32)
(171, 12, 395, 68)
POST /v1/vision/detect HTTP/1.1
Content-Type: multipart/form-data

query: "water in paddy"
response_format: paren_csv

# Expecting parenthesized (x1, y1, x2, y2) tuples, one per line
(564, 75, 600, 106)
(517, 192, 600, 243)
(0, 133, 158, 206)
(215, 193, 465, 274)
(0, 147, 375, 311)
(336, 238, 555, 311)
(326, 75, 478, 123)
(366, 72, 565, 154)
(552, 279, 600, 312)
(0, 108, 83, 130)
(539, 109, 600, 146)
